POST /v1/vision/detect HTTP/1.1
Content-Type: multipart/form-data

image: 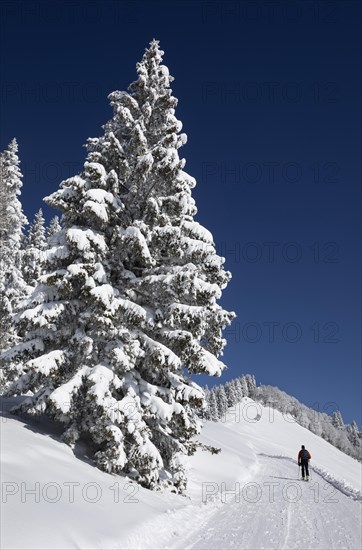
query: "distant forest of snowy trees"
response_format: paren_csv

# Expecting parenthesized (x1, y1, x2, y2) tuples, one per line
(204, 375, 362, 462)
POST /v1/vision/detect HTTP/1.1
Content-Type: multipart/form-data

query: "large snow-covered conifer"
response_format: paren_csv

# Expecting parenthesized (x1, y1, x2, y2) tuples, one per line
(2, 41, 235, 491)
(0, 139, 28, 356)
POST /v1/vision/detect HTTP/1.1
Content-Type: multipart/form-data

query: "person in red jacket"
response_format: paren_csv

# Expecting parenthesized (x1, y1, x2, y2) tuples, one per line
(298, 445, 311, 480)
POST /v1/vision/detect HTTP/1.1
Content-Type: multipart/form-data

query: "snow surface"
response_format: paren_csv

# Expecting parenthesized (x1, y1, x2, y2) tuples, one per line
(1, 397, 360, 549)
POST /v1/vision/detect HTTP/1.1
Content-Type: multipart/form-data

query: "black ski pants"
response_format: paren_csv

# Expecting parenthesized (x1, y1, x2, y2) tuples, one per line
(301, 459, 309, 478)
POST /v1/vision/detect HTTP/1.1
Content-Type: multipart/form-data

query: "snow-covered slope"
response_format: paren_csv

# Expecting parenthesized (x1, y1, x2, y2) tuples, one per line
(1, 397, 360, 549)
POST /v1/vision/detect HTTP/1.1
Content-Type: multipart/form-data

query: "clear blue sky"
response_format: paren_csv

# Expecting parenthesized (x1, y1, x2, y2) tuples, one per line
(0, 0, 361, 424)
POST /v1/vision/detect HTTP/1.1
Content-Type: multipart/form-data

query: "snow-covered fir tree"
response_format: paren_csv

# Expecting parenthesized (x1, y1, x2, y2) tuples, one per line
(224, 380, 238, 407)
(215, 386, 229, 420)
(206, 388, 219, 420)
(23, 208, 46, 287)
(331, 410, 345, 430)
(47, 215, 62, 239)
(232, 378, 247, 403)
(244, 374, 257, 398)
(239, 375, 249, 398)
(2, 41, 235, 492)
(0, 139, 28, 357)
(347, 420, 361, 449)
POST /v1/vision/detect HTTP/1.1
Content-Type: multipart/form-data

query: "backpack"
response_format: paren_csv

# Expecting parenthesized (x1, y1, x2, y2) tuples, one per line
(301, 449, 309, 460)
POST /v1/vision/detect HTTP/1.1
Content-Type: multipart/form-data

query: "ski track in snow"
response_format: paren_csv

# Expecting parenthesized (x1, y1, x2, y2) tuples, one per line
(168, 455, 361, 550)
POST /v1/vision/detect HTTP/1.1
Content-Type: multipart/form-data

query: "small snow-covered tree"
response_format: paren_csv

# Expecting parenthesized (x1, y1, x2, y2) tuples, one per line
(331, 410, 345, 430)
(231, 377, 244, 401)
(347, 420, 360, 449)
(29, 209, 46, 248)
(47, 215, 62, 239)
(215, 386, 229, 420)
(23, 209, 46, 287)
(3, 41, 235, 492)
(245, 374, 257, 398)
(201, 385, 211, 420)
(225, 380, 238, 407)
(0, 139, 28, 356)
(206, 388, 219, 421)
(239, 375, 249, 397)
(229, 378, 239, 401)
